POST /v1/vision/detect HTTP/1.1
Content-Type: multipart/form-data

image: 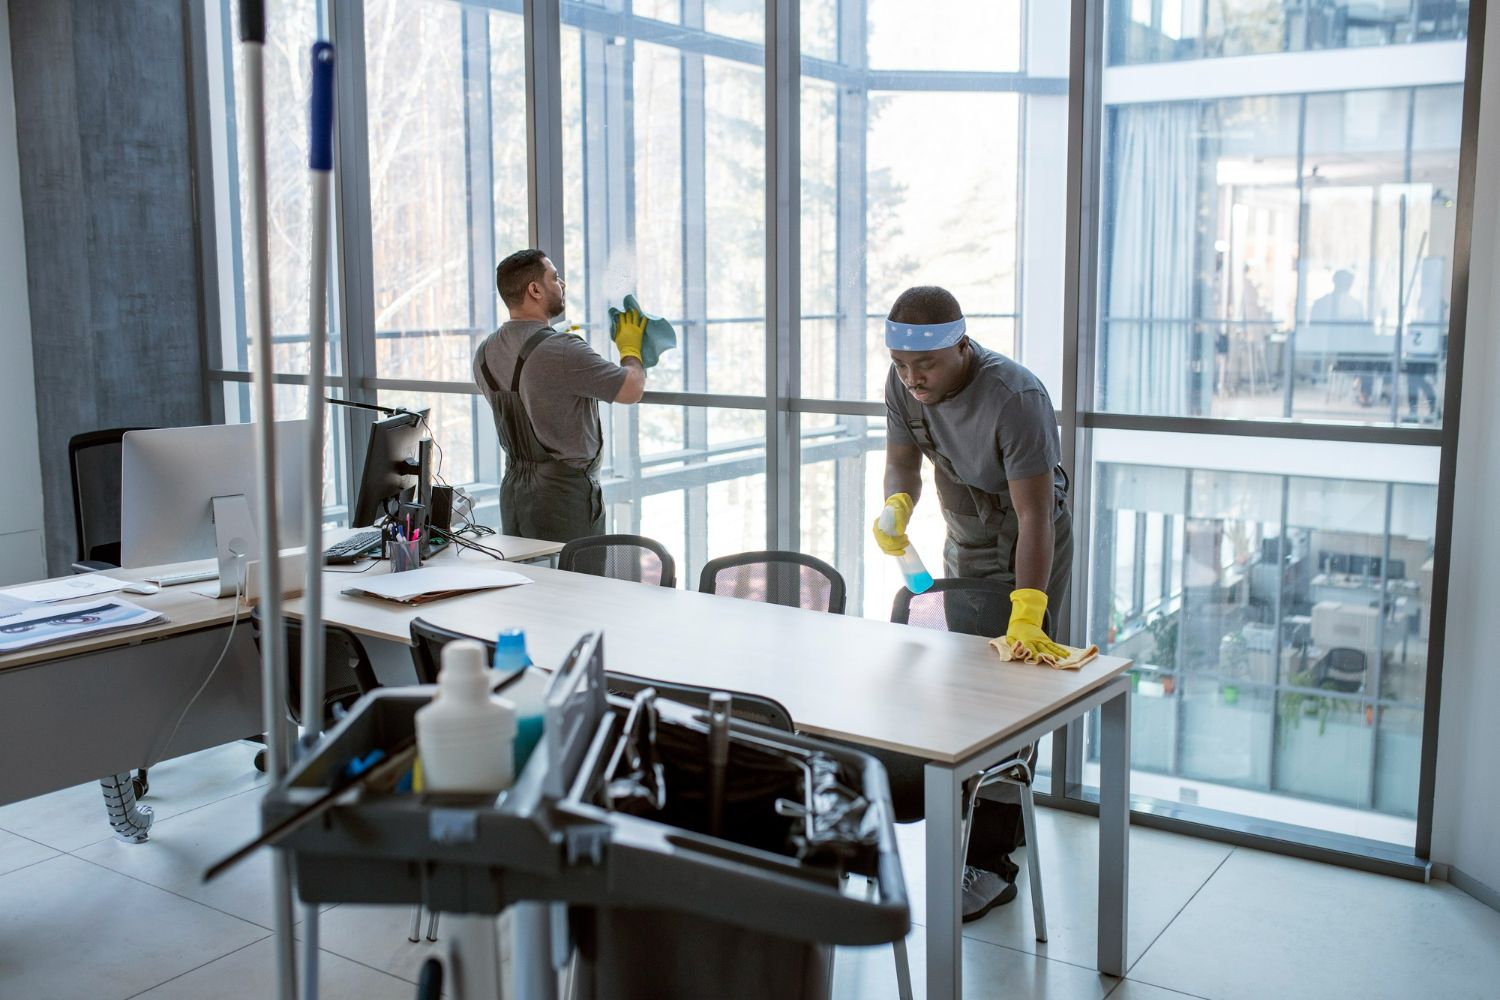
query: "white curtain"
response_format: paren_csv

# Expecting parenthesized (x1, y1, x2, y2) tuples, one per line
(1104, 103, 1200, 416)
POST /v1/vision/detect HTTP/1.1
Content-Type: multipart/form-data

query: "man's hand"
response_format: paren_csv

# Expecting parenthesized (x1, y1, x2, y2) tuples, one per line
(612, 307, 646, 363)
(872, 492, 914, 556)
(1002, 588, 1070, 661)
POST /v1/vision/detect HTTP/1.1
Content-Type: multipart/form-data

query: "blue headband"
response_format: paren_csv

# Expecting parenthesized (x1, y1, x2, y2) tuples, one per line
(884, 316, 966, 351)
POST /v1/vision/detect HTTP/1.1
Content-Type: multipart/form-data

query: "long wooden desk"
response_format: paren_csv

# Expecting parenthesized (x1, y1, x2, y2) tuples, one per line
(3, 539, 1129, 998)
(288, 557, 1134, 997)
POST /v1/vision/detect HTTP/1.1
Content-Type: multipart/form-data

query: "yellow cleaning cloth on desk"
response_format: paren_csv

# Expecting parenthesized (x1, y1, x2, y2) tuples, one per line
(989, 637, 1100, 670)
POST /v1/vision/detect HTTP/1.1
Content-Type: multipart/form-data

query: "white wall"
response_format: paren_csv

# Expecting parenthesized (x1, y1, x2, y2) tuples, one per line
(0, 0, 45, 585)
(1433, 15, 1500, 906)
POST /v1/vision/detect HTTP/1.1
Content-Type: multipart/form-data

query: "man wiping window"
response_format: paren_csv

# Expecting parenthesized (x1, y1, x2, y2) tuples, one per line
(874, 285, 1073, 920)
(472, 249, 650, 542)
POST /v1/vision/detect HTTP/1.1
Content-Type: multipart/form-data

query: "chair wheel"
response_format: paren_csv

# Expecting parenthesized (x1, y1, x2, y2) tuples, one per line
(254, 749, 267, 773)
(132, 770, 150, 799)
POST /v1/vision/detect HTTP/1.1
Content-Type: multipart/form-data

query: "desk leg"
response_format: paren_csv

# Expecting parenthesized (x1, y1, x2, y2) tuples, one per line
(1098, 686, 1131, 976)
(925, 762, 964, 999)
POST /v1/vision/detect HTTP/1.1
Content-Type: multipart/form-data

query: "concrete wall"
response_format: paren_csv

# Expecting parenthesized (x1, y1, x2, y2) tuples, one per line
(0, 0, 45, 584)
(1433, 11, 1500, 910)
(8, 0, 208, 574)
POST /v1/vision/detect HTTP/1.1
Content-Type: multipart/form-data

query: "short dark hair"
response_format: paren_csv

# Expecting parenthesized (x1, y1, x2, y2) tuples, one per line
(888, 286, 963, 326)
(496, 249, 550, 308)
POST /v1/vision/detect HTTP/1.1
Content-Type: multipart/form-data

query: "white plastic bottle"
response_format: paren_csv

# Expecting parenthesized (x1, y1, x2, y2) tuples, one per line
(415, 639, 517, 794)
(878, 507, 934, 594)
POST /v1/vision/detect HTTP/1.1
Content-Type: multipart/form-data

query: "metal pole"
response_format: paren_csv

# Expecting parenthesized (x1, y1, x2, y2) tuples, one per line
(239, 4, 298, 998)
(298, 39, 336, 1000)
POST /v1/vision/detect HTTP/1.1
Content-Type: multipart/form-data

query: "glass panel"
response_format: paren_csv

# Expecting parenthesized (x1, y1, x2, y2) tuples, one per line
(1087, 442, 1438, 846)
(1097, 85, 1463, 426)
(364, 0, 528, 381)
(1108, 0, 1470, 65)
(867, 0, 1021, 72)
(222, 0, 339, 375)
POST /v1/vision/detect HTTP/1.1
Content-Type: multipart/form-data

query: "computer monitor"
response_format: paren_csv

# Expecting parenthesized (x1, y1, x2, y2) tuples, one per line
(352, 409, 431, 529)
(120, 421, 308, 567)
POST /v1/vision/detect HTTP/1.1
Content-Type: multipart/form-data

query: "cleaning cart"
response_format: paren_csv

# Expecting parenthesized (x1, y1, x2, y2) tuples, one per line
(263, 630, 910, 999)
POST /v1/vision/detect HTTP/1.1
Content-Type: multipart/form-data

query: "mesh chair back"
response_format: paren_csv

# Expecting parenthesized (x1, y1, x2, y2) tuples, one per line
(409, 617, 495, 685)
(698, 550, 847, 615)
(606, 671, 795, 732)
(892, 578, 1012, 638)
(1317, 647, 1367, 693)
(251, 609, 379, 727)
(69, 427, 154, 566)
(559, 533, 676, 588)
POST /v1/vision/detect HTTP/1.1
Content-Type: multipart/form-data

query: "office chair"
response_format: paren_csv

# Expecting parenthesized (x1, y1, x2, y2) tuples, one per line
(248, 609, 381, 772)
(698, 550, 847, 615)
(605, 672, 794, 732)
(888, 578, 1049, 944)
(1314, 647, 1367, 694)
(69, 427, 155, 572)
(558, 533, 677, 588)
(69, 427, 156, 799)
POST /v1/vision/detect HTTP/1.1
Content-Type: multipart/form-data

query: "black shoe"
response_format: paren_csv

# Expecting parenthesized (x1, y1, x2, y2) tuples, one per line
(961, 866, 1018, 922)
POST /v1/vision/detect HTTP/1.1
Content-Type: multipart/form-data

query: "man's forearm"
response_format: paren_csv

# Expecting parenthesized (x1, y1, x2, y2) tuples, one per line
(1012, 511, 1054, 594)
(884, 466, 922, 504)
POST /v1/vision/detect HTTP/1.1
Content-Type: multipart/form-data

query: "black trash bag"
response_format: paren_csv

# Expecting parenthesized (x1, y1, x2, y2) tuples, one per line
(786, 751, 879, 873)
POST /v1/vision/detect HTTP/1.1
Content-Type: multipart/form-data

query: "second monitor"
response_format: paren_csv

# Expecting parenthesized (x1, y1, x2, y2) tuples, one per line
(353, 409, 434, 540)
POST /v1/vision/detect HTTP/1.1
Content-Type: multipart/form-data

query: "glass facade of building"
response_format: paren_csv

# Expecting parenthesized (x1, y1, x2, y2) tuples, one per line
(200, 0, 1473, 856)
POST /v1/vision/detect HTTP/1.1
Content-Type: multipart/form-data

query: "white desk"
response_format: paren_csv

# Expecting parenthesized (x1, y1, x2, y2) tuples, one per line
(0, 534, 563, 806)
(290, 560, 1134, 996)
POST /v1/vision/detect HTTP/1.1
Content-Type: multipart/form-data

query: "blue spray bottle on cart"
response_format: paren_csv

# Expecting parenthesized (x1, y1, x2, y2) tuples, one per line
(877, 507, 933, 594)
(493, 629, 546, 773)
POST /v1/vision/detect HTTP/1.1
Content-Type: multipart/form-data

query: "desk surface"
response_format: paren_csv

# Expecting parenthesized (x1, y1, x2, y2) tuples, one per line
(293, 557, 1130, 764)
(0, 533, 561, 673)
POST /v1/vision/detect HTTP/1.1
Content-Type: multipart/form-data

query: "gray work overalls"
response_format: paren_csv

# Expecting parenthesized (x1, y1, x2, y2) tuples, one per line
(892, 384, 1073, 632)
(478, 327, 606, 544)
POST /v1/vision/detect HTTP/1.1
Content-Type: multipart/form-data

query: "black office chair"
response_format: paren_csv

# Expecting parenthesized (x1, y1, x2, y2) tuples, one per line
(887, 578, 1049, 945)
(697, 550, 846, 615)
(558, 533, 677, 588)
(409, 617, 494, 685)
(1314, 647, 1367, 694)
(69, 427, 154, 572)
(249, 609, 381, 772)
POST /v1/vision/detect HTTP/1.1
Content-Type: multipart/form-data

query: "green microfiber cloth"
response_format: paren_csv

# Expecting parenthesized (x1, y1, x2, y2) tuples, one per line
(607, 294, 677, 369)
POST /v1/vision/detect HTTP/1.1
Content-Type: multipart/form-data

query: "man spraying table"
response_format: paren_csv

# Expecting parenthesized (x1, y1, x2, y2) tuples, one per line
(473, 249, 648, 542)
(874, 285, 1072, 919)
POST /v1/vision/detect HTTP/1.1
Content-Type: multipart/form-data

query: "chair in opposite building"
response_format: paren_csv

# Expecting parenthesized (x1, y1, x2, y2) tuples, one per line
(697, 550, 846, 615)
(889, 577, 1049, 944)
(1313, 647, 1368, 694)
(558, 533, 677, 588)
(69, 427, 155, 801)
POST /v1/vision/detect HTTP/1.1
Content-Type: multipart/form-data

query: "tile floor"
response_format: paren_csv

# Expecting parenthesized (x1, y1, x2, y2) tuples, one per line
(3, 743, 1498, 1000)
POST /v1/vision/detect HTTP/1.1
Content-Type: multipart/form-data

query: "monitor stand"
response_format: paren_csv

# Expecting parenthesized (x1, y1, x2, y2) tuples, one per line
(210, 493, 257, 599)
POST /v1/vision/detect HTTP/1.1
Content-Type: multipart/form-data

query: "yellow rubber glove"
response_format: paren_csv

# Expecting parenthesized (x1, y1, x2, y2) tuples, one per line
(872, 492, 914, 556)
(1003, 588, 1071, 662)
(612, 307, 646, 363)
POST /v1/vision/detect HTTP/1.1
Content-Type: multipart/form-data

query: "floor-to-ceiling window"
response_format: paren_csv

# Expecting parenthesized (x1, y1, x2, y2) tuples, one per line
(1083, 1, 1468, 848)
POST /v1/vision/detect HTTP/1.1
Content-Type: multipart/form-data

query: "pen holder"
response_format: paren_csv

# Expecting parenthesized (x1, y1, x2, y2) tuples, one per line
(390, 537, 422, 573)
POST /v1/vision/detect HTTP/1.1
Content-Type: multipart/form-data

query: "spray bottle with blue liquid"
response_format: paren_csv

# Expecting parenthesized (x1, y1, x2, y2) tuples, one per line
(877, 507, 933, 594)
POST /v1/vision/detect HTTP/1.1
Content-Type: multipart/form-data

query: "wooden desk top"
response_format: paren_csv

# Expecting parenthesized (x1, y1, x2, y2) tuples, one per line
(0, 533, 561, 674)
(305, 559, 1131, 764)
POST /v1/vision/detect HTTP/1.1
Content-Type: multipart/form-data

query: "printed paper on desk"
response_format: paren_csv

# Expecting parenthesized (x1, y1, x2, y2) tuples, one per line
(342, 565, 534, 604)
(0, 599, 167, 654)
(1, 575, 131, 605)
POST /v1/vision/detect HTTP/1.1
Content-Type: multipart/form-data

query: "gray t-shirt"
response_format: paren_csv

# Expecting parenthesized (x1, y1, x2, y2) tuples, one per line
(885, 343, 1063, 497)
(474, 320, 627, 470)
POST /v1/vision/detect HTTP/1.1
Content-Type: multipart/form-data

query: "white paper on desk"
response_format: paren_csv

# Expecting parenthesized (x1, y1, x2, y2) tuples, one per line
(341, 565, 534, 603)
(0, 598, 167, 653)
(0, 591, 30, 619)
(0, 575, 130, 604)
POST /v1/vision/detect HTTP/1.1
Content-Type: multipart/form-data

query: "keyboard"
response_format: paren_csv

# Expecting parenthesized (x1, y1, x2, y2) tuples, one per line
(323, 529, 384, 565)
(151, 568, 219, 587)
